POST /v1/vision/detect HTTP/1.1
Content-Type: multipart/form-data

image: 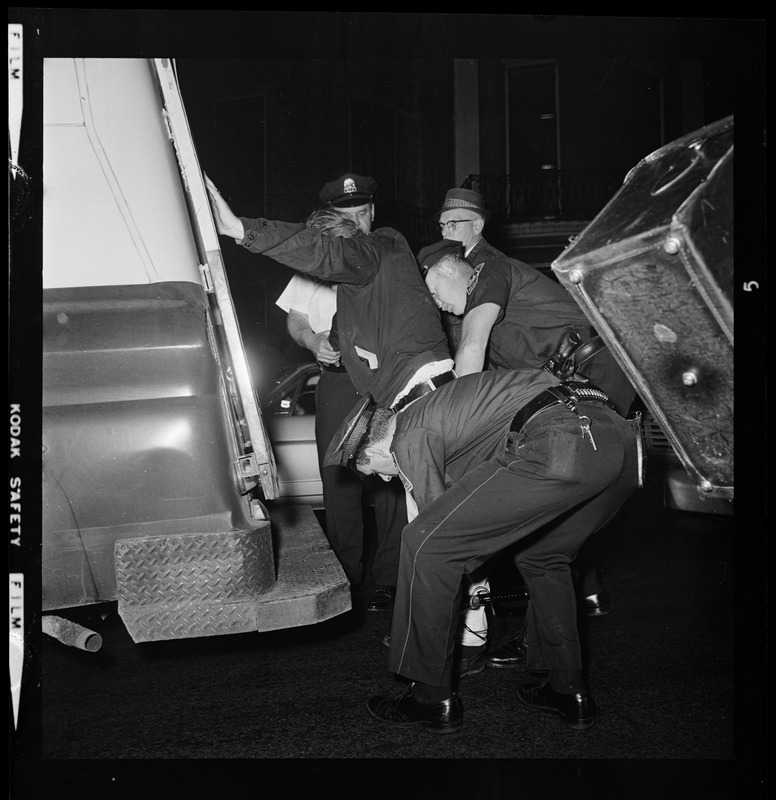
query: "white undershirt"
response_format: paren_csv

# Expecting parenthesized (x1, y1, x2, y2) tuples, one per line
(389, 358, 455, 410)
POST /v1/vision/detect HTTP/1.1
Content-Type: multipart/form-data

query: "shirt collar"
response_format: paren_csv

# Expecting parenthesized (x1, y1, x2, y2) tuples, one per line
(463, 236, 482, 258)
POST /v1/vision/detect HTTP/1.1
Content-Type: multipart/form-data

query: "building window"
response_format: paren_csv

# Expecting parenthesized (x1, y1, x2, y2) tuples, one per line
(506, 61, 559, 173)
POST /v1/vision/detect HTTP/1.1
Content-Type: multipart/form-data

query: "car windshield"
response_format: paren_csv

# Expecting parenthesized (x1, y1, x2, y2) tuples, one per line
(262, 362, 318, 414)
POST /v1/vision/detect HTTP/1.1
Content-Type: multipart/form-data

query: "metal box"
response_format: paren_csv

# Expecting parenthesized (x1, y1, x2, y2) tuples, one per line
(553, 116, 733, 499)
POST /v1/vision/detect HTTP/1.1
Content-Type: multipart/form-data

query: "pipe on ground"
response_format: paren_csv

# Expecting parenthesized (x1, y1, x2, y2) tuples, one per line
(42, 614, 103, 652)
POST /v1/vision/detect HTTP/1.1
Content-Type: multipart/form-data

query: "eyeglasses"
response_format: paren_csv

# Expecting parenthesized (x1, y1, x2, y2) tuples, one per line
(438, 219, 476, 232)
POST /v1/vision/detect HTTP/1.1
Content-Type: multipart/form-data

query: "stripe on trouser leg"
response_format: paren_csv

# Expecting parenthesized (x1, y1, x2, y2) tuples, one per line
(394, 459, 567, 679)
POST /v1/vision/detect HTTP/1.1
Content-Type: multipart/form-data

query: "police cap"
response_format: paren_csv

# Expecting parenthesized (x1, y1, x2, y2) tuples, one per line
(323, 395, 377, 473)
(319, 173, 378, 208)
(417, 239, 465, 273)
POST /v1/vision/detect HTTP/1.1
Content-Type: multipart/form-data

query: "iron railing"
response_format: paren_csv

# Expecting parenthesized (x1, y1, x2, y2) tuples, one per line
(389, 169, 627, 252)
(464, 170, 625, 223)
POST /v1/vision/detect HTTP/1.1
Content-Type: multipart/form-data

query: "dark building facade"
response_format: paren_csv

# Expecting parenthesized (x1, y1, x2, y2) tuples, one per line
(176, 39, 739, 389)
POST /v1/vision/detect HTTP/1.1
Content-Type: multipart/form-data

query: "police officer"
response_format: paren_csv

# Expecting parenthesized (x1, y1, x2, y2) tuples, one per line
(206, 173, 455, 608)
(273, 172, 408, 609)
(324, 369, 639, 733)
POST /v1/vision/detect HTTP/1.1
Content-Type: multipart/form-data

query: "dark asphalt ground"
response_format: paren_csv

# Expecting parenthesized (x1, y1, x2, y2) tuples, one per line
(13, 467, 766, 799)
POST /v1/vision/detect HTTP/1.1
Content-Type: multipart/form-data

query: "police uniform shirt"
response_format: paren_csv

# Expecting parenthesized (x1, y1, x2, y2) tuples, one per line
(464, 252, 590, 370)
(390, 369, 557, 514)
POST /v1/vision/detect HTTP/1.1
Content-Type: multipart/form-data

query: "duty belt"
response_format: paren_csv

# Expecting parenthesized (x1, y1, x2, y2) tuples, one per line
(391, 370, 456, 413)
(510, 383, 614, 434)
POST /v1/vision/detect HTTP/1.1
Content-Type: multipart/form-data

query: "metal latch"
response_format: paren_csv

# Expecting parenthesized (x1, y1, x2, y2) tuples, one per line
(198, 262, 213, 293)
(237, 454, 259, 478)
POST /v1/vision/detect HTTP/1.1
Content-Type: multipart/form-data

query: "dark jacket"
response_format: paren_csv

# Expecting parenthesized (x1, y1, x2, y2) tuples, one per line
(239, 219, 450, 407)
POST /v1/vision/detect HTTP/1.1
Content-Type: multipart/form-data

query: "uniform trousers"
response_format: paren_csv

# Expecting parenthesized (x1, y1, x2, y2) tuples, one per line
(315, 368, 406, 587)
(387, 401, 638, 687)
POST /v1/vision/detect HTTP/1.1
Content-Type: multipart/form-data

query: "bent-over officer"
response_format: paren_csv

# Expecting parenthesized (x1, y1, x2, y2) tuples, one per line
(324, 369, 639, 733)
(423, 237, 635, 417)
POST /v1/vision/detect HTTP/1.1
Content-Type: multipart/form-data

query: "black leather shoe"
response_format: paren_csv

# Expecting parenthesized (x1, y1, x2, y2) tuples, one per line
(367, 684, 463, 733)
(486, 628, 528, 669)
(516, 680, 595, 730)
(584, 591, 610, 617)
(367, 585, 396, 612)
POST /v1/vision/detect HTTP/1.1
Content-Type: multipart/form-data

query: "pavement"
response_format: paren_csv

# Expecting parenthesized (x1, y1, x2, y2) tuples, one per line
(14, 469, 766, 799)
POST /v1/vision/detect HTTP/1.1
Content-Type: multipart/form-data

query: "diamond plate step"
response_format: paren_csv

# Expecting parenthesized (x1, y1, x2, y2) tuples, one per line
(116, 506, 350, 642)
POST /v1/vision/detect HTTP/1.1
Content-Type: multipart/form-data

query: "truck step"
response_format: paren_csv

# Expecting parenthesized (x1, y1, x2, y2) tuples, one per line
(116, 505, 350, 642)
